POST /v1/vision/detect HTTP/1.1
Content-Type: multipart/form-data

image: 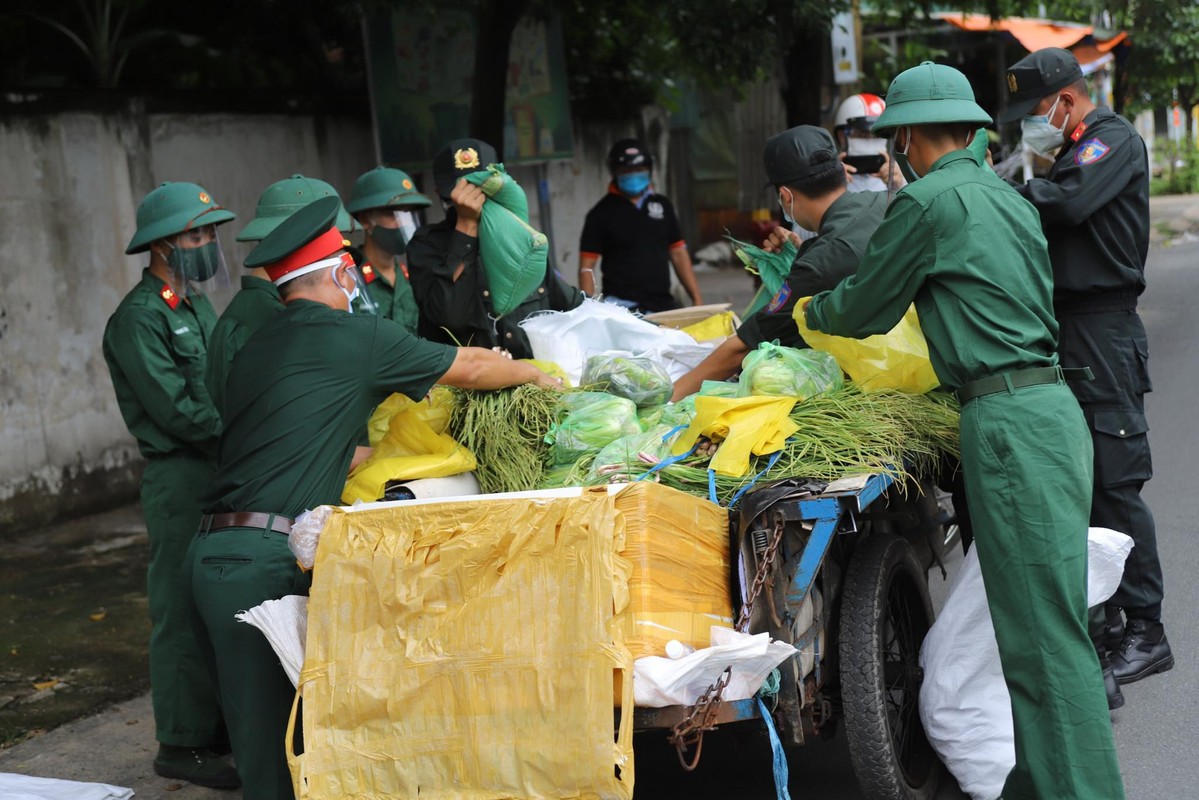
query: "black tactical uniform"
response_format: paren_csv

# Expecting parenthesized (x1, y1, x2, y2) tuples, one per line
(1003, 47, 1170, 693)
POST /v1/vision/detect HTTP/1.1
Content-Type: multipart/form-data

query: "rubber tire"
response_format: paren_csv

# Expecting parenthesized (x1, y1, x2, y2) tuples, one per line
(840, 533, 943, 800)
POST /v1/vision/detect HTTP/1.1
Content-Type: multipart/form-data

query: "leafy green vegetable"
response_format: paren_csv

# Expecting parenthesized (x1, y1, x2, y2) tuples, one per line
(581, 354, 674, 408)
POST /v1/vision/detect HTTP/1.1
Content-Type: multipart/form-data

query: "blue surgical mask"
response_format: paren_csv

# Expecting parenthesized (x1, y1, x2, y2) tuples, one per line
(1022, 96, 1069, 157)
(616, 171, 650, 196)
(777, 190, 795, 225)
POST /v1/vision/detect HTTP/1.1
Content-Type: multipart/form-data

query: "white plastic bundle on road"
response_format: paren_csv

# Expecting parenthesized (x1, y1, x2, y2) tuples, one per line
(0, 773, 133, 800)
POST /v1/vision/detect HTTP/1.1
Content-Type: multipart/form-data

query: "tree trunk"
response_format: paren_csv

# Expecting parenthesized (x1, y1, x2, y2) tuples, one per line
(780, 25, 829, 127)
(469, 0, 530, 151)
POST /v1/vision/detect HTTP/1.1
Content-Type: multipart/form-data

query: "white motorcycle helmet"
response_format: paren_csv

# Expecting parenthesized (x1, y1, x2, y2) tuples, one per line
(835, 93, 887, 139)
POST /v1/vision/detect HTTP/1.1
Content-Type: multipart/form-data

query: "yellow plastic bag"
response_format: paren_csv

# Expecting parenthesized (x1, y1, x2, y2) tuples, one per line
(672, 395, 799, 477)
(794, 297, 941, 393)
(290, 490, 634, 800)
(681, 311, 737, 342)
(521, 357, 572, 387)
(342, 392, 476, 504)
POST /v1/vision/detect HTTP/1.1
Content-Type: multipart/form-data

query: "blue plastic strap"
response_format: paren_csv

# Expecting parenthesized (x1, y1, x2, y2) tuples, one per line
(708, 468, 719, 504)
(727, 447, 785, 509)
(756, 696, 792, 800)
(635, 440, 698, 481)
(663, 424, 687, 441)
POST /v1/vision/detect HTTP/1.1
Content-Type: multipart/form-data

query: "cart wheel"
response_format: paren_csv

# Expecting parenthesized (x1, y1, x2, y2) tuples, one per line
(840, 533, 942, 800)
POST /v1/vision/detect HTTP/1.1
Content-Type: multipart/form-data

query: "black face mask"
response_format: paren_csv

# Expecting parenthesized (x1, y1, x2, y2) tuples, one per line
(370, 225, 407, 256)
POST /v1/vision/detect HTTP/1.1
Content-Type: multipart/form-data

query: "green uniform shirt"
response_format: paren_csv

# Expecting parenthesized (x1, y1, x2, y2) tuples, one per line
(1013, 107, 1150, 310)
(407, 213, 585, 359)
(738, 190, 889, 349)
(806, 150, 1058, 391)
(102, 269, 222, 459)
(204, 275, 284, 417)
(362, 260, 421, 335)
(202, 300, 456, 517)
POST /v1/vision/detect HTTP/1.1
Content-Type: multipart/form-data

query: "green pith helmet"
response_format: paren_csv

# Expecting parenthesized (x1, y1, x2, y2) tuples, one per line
(873, 62, 993, 134)
(125, 182, 236, 254)
(237, 174, 357, 242)
(346, 166, 432, 214)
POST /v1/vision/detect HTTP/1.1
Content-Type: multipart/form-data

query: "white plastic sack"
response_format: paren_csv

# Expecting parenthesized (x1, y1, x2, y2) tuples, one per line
(0, 774, 133, 800)
(918, 527, 1133, 800)
(236, 595, 309, 688)
(520, 298, 718, 384)
(632, 626, 797, 708)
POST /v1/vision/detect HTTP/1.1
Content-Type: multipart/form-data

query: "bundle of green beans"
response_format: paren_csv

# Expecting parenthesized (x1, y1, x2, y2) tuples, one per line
(579, 384, 961, 505)
(447, 384, 562, 494)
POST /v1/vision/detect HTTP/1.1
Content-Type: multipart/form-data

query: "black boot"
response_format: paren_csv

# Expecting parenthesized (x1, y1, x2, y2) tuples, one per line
(1101, 653, 1125, 710)
(1112, 619, 1174, 685)
(153, 744, 241, 790)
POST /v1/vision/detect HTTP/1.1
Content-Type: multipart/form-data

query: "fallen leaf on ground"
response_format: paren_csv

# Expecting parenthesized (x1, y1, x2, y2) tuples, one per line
(89, 609, 107, 622)
(32, 679, 60, 691)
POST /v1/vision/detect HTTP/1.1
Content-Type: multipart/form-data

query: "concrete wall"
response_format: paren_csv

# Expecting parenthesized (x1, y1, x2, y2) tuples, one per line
(0, 105, 375, 534)
(0, 103, 663, 535)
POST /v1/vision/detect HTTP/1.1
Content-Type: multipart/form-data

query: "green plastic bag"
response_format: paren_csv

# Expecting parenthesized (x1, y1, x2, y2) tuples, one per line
(545, 391, 643, 465)
(587, 425, 681, 482)
(463, 164, 549, 317)
(581, 354, 673, 408)
(659, 398, 696, 429)
(729, 235, 798, 317)
(699, 380, 740, 398)
(738, 342, 844, 399)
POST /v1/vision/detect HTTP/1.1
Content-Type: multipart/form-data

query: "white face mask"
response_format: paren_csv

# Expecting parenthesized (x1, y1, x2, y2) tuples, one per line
(330, 261, 360, 312)
(1022, 96, 1070, 157)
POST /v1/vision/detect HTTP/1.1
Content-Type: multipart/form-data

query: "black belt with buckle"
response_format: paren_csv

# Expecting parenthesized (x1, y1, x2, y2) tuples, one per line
(200, 512, 294, 535)
(955, 366, 1094, 405)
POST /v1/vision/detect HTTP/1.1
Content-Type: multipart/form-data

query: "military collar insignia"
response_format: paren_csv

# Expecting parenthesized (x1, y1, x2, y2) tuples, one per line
(361, 263, 377, 284)
(1075, 138, 1111, 166)
(453, 147, 480, 170)
(1071, 120, 1088, 142)
(1007, 72, 1018, 93)
(159, 283, 181, 309)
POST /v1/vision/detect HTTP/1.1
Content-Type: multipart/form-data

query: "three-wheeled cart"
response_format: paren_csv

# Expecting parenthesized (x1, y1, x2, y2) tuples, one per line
(623, 471, 953, 800)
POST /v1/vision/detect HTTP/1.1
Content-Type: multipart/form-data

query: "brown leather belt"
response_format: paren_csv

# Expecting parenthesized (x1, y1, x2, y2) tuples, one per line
(201, 512, 294, 535)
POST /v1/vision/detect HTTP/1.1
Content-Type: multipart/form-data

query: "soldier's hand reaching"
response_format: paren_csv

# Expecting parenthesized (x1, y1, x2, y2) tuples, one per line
(762, 226, 802, 253)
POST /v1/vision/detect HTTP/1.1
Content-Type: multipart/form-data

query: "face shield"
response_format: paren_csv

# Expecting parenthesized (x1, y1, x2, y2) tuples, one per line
(162, 224, 231, 296)
(368, 209, 423, 256)
(340, 251, 378, 315)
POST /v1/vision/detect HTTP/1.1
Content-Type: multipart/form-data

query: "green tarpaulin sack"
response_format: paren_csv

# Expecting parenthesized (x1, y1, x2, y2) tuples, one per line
(728, 235, 798, 317)
(463, 164, 549, 317)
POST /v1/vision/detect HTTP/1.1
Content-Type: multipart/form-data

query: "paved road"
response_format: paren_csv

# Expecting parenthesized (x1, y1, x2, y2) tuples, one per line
(1, 242, 1195, 799)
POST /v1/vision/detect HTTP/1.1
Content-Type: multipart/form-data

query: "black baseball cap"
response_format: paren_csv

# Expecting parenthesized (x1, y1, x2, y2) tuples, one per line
(762, 125, 842, 186)
(432, 138, 498, 198)
(999, 47, 1085, 123)
(607, 139, 653, 173)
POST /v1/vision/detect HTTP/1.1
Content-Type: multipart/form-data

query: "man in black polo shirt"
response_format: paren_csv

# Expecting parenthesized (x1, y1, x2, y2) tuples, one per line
(672, 126, 886, 400)
(577, 139, 702, 312)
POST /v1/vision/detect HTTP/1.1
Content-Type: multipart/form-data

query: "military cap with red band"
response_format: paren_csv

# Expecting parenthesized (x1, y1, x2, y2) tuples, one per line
(244, 195, 351, 284)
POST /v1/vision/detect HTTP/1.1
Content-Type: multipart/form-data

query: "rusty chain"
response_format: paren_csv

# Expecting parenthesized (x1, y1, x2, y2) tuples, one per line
(667, 511, 787, 770)
(736, 510, 787, 633)
(667, 666, 732, 770)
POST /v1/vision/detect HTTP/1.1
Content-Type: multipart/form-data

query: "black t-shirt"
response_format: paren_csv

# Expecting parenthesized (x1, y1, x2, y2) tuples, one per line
(579, 190, 684, 312)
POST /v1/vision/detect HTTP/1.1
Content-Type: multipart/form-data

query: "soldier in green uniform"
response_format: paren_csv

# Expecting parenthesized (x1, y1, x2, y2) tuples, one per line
(1001, 47, 1170, 710)
(187, 197, 558, 800)
(672, 125, 888, 400)
(406, 138, 585, 357)
(102, 182, 240, 789)
(803, 63, 1124, 799)
(205, 174, 356, 415)
(346, 166, 431, 334)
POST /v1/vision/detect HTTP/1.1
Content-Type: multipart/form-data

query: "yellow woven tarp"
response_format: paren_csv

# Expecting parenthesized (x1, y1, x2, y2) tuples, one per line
(291, 489, 635, 800)
(614, 483, 733, 660)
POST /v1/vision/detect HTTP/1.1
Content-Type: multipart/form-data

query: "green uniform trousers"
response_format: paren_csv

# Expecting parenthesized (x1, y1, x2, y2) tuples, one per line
(187, 526, 312, 800)
(1059, 310, 1161, 621)
(140, 454, 223, 746)
(960, 383, 1124, 800)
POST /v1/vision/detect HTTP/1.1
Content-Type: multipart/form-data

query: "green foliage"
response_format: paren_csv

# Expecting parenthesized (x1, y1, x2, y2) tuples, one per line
(1151, 138, 1199, 195)
(557, 0, 846, 116)
(861, 37, 948, 95)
